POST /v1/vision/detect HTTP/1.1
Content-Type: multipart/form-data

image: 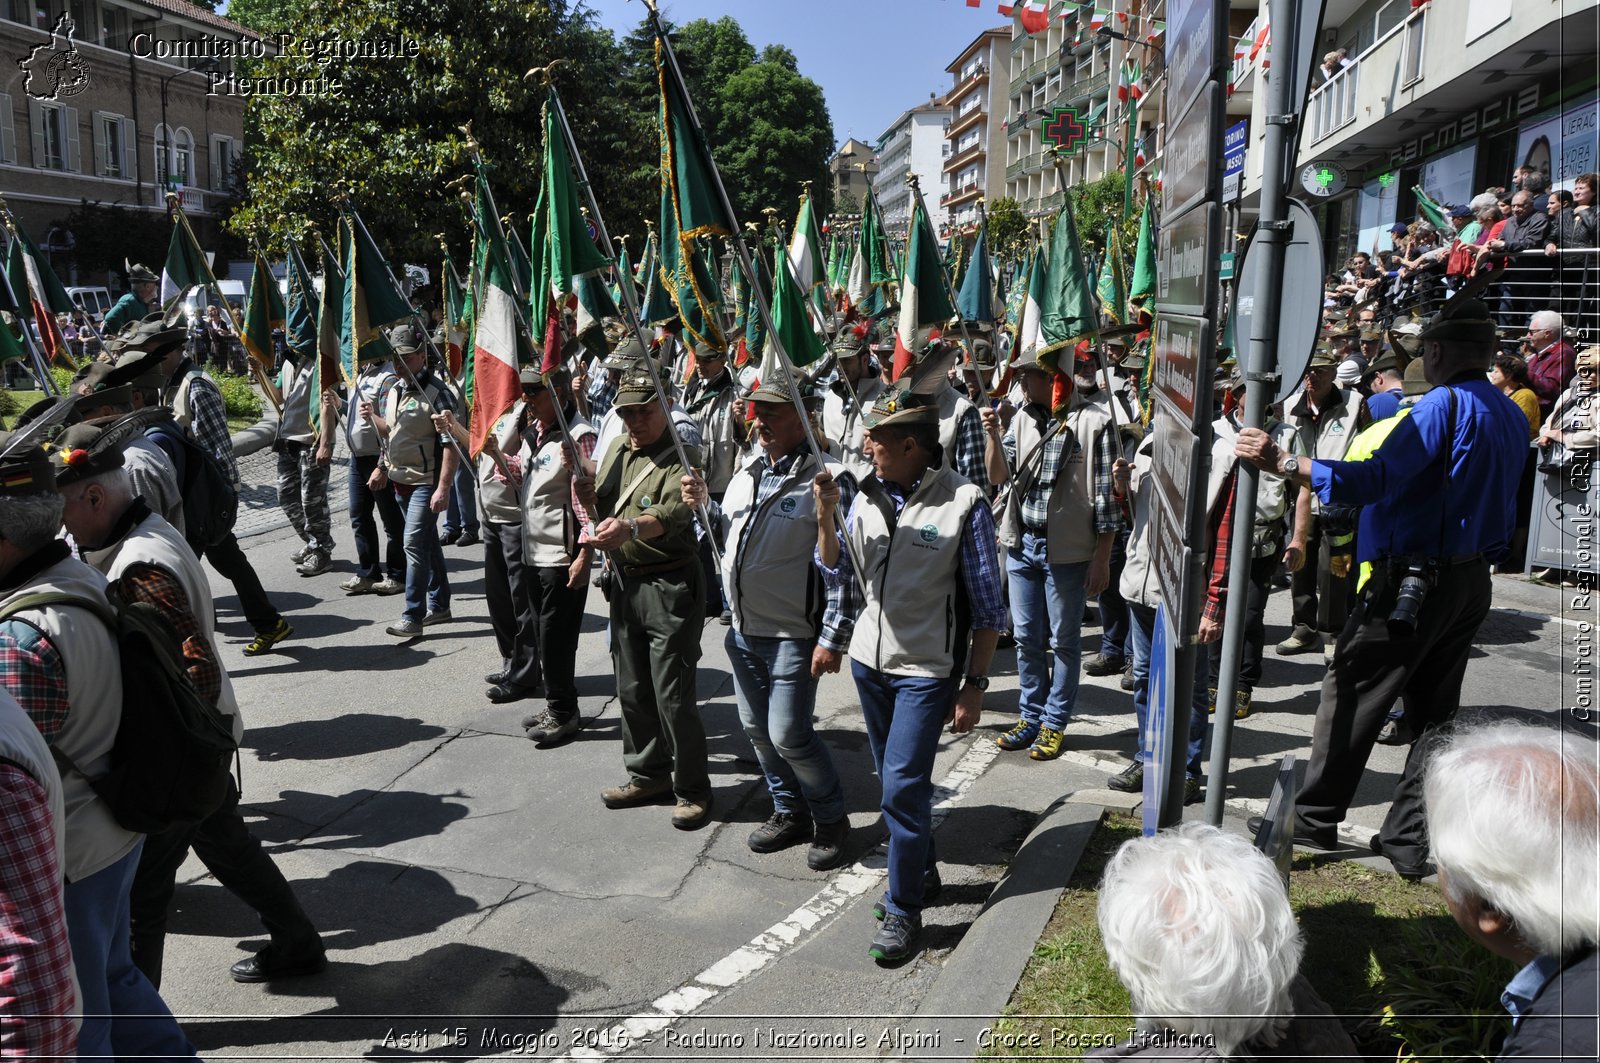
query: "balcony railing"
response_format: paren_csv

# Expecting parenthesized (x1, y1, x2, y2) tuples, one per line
(1307, 4, 1428, 145)
(1231, 12, 1263, 89)
(1065, 68, 1110, 104)
(943, 142, 987, 172)
(1025, 53, 1058, 83)
(154, 185, 207, 212)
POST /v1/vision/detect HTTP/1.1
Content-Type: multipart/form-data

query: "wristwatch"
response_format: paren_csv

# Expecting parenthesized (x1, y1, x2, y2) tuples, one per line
(1279, 454, 1299, 477)
(626, 518, 641, 540)
(964, 675, 990, 691)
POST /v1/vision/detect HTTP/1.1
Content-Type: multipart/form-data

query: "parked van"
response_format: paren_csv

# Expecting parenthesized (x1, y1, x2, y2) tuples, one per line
(66, 286, 114, 325)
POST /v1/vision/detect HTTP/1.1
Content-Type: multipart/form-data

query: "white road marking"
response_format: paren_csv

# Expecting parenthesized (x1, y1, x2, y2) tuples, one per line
(546, 737, 1003, 1062)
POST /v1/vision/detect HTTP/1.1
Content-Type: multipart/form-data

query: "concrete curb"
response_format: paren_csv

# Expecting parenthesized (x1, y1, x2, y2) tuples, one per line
(229, 417, 277, 458)
(904, 799, 1106, 1063)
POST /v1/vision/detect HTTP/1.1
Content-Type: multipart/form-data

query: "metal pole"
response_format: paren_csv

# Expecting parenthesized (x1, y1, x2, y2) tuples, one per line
(542, 84, 725, 574)
(632, 14, 872, 597)
(1204, 0, 1300, 827)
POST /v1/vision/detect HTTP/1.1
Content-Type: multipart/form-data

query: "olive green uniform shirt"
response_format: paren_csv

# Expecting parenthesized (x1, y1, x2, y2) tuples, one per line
(595, 431, 701, 567)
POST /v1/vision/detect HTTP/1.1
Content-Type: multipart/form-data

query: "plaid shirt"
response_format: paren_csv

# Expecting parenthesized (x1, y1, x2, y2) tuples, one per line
(118, 562, 222, 708)
(182, 366, 241, 487)
(747, 450, 859, 653)
(949, 402, 990, 492)
(0, 627, 69, 744)
(819, 474, 1008, 639)
(1202, 469, 1239, 626)
(0, 760, 77, 1059)
(587, 373, 619, 422)
(1003, 405, 1121, 535)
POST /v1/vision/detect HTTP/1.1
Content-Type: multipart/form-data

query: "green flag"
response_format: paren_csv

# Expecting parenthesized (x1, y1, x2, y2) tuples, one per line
(846, 193, 894, 312)
(1129, 198, 1155, 313)
(284, 242, 319, 355)
(314, 232, 348, 433)
(340, 210, 413, 383)
(1095, 225, 1127, 326)
(1413, 186, 1452, 232)
(6, 221, 75, 366)
(955, 219, 994, 323)
(1038, 198, 1098, 416)
(891, 196, 956, 380)
(655, 35, 733, 349)
(639, 229, 676, 325)
(241, 252, 284, 368)
(770, 237, 826, 369)
(158, 221, 207, 311)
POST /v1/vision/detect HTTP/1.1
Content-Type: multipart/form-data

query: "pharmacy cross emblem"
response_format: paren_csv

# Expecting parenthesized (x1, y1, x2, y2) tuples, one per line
(1041, 106, 1090, 156)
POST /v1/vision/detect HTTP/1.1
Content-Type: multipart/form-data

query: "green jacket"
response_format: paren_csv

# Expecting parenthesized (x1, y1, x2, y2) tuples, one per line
(596, 431, 701, 567)
(103, 293, 156, 337)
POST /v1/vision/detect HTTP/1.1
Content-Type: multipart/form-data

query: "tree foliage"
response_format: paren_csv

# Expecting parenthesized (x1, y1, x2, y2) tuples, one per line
(986, 196, 1028, 263)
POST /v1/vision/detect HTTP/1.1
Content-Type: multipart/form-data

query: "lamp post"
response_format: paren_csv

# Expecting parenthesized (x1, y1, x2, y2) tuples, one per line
(158, 59, 218, 198)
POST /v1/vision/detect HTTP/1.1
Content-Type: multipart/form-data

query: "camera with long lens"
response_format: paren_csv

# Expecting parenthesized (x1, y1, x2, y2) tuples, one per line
(1387, 559, 1438, 638)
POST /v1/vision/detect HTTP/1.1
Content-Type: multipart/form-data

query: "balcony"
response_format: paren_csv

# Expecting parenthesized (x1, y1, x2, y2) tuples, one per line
(154, 185, 208, 212)
(941, 183, 983, 208)
(1064, 68, 1110, 105)
(1024, 53, 1058, 83)
(943, 141, 987, 173)
(948, 104, 986, 139)
(1231, 12, 1265, 91)
(1306, 4, 1428, 147)
(947, 63, 990, 102)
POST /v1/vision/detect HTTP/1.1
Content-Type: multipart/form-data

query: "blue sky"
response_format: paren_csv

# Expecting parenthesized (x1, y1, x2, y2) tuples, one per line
(581, 0, 1009, 148)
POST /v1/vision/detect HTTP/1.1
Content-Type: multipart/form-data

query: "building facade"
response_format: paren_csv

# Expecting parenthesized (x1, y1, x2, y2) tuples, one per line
(829, 137, 879, 213)
(1, 0, 254, 283)
(873, 99, 951, 242)
(939, 26, 1009, 240)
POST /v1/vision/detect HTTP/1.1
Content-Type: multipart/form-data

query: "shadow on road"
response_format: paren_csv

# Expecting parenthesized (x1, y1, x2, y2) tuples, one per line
(244, 713, 449, 760)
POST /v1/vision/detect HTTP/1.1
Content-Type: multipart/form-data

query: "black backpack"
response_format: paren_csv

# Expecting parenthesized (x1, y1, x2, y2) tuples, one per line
(0, 584, 238, 834)
(148, 417, 239, 550)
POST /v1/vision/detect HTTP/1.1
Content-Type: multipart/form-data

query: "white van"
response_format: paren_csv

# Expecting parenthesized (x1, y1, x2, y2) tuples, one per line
(66, 286, 114, 325)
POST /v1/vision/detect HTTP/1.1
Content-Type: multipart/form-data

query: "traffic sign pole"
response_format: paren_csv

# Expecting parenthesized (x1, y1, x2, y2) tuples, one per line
(1203, 0, 1316, 826)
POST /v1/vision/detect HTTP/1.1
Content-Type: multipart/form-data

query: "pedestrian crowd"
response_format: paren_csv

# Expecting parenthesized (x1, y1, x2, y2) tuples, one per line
(0, 172, 1595, 1056)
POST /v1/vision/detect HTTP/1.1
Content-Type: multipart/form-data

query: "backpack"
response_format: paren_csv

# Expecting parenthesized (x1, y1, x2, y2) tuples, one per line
(0, 585, 238, 834)
(149, 400, 239, 550)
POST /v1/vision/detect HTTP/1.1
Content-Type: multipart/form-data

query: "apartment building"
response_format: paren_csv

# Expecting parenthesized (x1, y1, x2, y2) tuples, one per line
(939, 26, 1008, 239)
(1, 0, 253, 280)
(829, 137, 879, 211)
(873, 98, 951, 242)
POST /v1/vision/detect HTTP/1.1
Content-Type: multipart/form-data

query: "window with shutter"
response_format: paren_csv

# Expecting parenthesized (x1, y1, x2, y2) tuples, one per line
(121, 117, 136, 182)
(62, 105, 79, 172)
(0, 93, 16, 165)
(93, 110, 108, 175)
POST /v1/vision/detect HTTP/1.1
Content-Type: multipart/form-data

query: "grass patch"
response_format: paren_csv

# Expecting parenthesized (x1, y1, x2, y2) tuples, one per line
(983, 813, 1518, 1061)
(3, 377, 263, 433)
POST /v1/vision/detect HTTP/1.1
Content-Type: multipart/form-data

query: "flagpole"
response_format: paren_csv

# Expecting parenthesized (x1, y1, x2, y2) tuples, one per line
(166, 193, 281, 414)
(612, 21, 870, 597)
(0, 212, 61, 395)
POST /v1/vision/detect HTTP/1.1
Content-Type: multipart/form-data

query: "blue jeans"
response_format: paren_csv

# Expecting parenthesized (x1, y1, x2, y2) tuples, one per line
(444, 461, 479, 537)
(395, 482, 450, 622)
(64, 841, 198, 1060)
(1005, 533, 1088, 732)
(852, 661, 958, 918)
(726, 630, 845, 824)
(1128, 603, 1208, 777)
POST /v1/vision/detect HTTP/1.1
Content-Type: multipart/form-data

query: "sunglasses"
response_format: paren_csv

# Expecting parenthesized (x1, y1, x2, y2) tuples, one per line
(617, 405, 655, 420)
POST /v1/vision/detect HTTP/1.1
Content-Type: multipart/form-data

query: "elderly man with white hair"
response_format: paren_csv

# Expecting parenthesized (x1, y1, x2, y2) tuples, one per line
(1523, 310, 1576, 415)
(1424, 720, 1599, 1061)
(1087, 823, 1356, 1060)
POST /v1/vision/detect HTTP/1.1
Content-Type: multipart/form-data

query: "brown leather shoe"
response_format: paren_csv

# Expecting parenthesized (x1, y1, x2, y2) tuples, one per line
(600, 778, 673, 809)
(671, 794, 713, 830)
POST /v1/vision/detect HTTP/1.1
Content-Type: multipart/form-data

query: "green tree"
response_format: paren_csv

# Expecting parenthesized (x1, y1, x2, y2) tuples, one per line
(223, 0, 303, 34)
(835, 190, 861, 216)
(986, 196, 1028, 262)
(715, 58, 833, 233)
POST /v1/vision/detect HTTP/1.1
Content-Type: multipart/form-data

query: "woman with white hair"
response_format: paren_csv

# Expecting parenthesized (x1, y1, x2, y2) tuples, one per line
(1424, 719, 1599, 1060)
(1088, 823, 1356, 1060)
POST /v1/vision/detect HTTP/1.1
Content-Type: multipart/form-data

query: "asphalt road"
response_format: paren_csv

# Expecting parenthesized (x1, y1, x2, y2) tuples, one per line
(156, 508, 1595, 1061)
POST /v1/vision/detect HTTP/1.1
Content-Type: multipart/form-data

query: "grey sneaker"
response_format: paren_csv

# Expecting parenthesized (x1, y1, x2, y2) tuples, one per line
(422, 609, 453, 626)
(297, 551, 331, 577)
(371, 576, 404, 596)
(386, 618, 424, 638)
(1276, 624, 1322, 655)
(523, 711, 582, 747)
(1106, 761, 1144, 793)
(288, 543, 310, 563)
(869, 911, 921, 963)
(747, 811, 812, 854)
(340, 575, 375, 595)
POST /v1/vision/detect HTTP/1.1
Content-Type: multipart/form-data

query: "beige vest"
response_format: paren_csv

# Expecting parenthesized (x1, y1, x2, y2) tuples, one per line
(722, 448, 845, 640)
(83, 509, 242, 738)
(937, 387, 982, 484)
(997, 399, 1111, 564)
(1285, 386, 1365, 514)
(846, 465, 983, 678)
(822, 375, 885, 473)
(1118, 434, 1161, 609)
(383, 374, 452, 485)
(0, 556, 138, 882)
(521, 415, 598, 567)
(347, 364, 397, 457)
(686, 379, 741, 495)
(124, 434, 185, 535)
(477, 404, 525, 526)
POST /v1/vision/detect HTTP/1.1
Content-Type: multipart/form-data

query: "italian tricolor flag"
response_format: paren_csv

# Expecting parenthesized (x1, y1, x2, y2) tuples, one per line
(891, 197, 954, 381)
(470, 245, 520, 458)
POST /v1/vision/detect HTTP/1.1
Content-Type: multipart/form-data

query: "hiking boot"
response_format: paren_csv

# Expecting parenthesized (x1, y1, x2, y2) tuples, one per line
(1276, 624, 1322, 655)
(996, 720, 1040, 752)
(1028, 727, 1066, 761)
(439, 529, 461, 546)
(386, 618, 424, 638)
(243, 618, 292, 656)
(1184, 776, 1204, 805)
(371, 576, 404, 596)
(601, 777, 672, 809)
(1084, 653, 1127, 677)
(747, 811, 812, 853)
(523, 711, 581, 747)
(869, 912, 921, 963)
(422, 609, 452, 626)
(288, 544, 310, 563)
(456, 531, 481, 548)
(1106, 761, 1144, 792)
(1120, 670, 1135, 692)
(1233, 689, 1253, 720)
(873, 868, 941, 920)
(807, 817, 849, 871)
(672, 794, 713, 830)
(297, 551, 331, 577)
(340, 575, 375, 595)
